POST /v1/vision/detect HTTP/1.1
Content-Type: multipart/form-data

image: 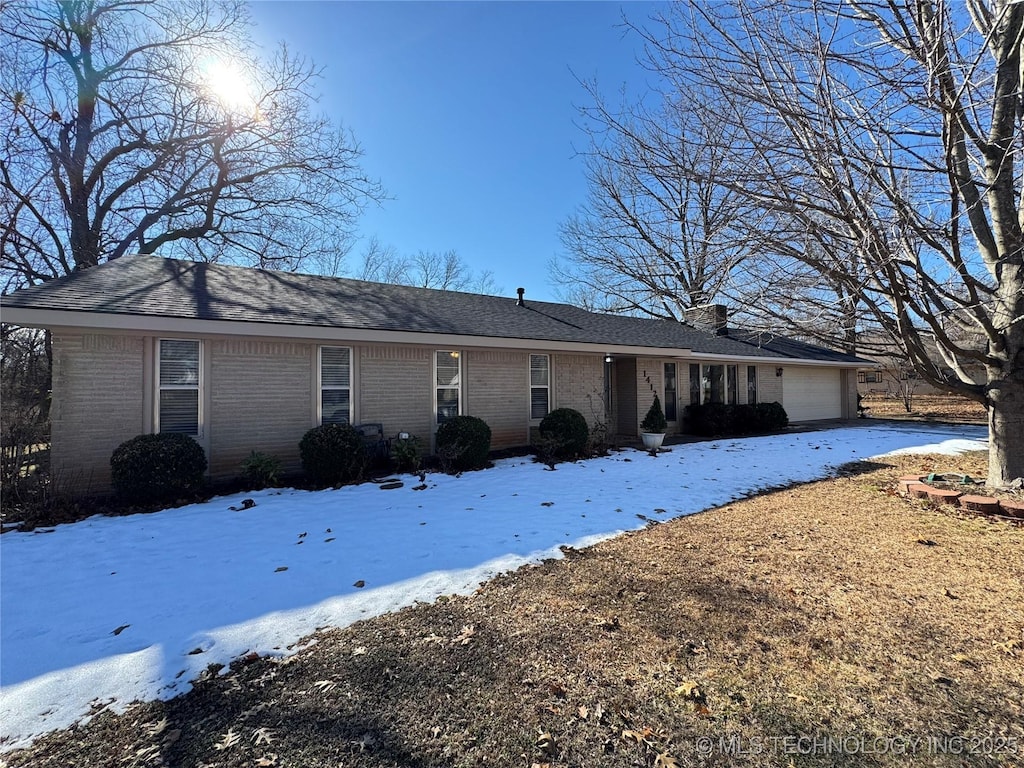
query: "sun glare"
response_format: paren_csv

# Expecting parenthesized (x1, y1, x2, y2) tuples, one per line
(202, 59, 257, 113)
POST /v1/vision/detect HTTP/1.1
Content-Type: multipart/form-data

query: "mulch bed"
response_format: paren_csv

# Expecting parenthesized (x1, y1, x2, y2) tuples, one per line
(4, 450, 1022, 768)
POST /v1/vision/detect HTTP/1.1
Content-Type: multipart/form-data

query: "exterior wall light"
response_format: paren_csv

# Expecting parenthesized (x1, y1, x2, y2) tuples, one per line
(776, 367, 784, 377)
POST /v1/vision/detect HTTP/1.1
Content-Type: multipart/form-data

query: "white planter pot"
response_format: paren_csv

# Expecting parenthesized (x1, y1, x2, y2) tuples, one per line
(641, 432, 666, 451)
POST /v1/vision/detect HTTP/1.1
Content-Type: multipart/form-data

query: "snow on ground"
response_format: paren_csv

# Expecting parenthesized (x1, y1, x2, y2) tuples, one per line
(0, 423, 986, 749)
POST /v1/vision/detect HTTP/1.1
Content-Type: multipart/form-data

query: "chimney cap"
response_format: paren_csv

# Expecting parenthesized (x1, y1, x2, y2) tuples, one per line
(516, 287, 525, 306)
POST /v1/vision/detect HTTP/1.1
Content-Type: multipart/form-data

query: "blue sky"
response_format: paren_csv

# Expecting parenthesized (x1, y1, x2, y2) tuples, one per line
(247, 1, 666, 301)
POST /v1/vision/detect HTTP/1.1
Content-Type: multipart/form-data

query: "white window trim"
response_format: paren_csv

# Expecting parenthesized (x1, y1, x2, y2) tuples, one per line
(434, 350, 462, 426)
(529, 353, 551, 421)
(318, 346, 353, 425)
(155, 338, 203, 437)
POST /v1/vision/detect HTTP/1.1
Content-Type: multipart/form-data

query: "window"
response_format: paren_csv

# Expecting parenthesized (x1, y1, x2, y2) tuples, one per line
(747, 366, 758, 404)
(530, 354, 550, 419)
(703, 364, 725, 404)
(435, 350, 461, 424)
(664, 363, 677, 421)
(689, 364, 700, 405)
(320, 347, 352, 425)
(158, 339, 201, 435)
(727, 365, 738, 405)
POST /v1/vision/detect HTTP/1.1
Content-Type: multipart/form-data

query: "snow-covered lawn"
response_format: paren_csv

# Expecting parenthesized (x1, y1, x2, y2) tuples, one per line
(0, 423, 986, 749)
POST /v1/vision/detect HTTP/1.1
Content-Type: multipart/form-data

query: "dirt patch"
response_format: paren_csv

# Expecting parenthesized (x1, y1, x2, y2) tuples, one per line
(4, 452, 1022, 767)
(862, 393, 987, 423)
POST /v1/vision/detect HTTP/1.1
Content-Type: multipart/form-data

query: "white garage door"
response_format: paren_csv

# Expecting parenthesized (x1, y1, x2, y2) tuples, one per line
(783, 368, 842, 421)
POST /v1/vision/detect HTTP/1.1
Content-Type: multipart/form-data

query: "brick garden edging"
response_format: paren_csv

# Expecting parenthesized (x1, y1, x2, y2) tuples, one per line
(897, 474, 1024, 521)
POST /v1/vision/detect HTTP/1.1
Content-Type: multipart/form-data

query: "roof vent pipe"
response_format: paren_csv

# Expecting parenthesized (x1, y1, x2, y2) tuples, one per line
(516, 287, 525, 306)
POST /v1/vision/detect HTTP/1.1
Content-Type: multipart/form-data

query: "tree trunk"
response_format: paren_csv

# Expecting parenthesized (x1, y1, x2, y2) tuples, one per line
(987, 367, 1024, 487)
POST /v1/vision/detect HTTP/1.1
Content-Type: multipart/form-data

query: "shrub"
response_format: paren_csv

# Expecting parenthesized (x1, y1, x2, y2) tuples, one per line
(391, 434, 422, 473)
(299, 423, 368, 487)
(754, 401, 789, 431)
(435, 415, 491, 473)
(111, 433, 207, 503)
(240, 451, 281, 489)
(640, 395, 668, 433)
(538, 408, 589, 460)
(684, 401, 789, 437)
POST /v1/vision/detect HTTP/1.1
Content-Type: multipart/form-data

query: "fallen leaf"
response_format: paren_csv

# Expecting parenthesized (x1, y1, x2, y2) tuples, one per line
(453, 625, 476, 645)
(252, 727, 275, 745)
(352, 646, 367, 656)
(673, 681, 705, 702)
(255, 755, 278, 767)
(214, 729, 240, 751)
(274, 566, 288, 573)
(577, 705, 589, 720)
(111, 624, 130, 636)
(353, 580, 365, 588)
(541, 501, 555, 507)
(994, 638, 1022, 653)
(655, 753, 680, 767)
(312, 680, 337, 693)
(535, 729, 557, 755)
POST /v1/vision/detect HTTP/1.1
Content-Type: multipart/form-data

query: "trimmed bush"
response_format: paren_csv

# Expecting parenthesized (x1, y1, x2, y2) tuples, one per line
(684, 401, 789, 437)
(435, 415, 492, 473)
(754, 401, 789, 431)
(111, 433, 207, 503)
(640, 395, 668, 433)
(240, 451, 281, 489)
(299, 423, 368, 487)
(538, 408, 590, 460)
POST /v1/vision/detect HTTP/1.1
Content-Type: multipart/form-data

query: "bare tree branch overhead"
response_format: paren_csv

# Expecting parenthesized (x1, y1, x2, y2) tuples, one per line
(0, 0, 384, 290)
(568, 0, 1022, 485)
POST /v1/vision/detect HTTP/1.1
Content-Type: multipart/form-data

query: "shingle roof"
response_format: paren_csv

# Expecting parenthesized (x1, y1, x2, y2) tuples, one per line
(1, 255, 863, 363)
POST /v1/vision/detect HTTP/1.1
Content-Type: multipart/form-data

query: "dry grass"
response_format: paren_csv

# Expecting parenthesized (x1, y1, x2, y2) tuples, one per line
(5, 451, 1022, 767)
(862, 394, 987, 423)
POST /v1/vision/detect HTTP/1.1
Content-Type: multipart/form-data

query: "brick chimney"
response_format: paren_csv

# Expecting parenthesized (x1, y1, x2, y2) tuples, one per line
(683, 304, 729, 335)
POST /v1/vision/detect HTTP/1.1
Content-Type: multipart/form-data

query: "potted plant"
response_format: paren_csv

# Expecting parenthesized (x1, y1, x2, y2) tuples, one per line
(640, 394, 668, 452)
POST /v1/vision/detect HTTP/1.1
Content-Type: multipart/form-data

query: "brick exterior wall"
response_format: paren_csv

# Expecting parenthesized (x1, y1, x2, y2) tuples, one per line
(757, 364, 784, 405)
(208, 338, 313, 477)
(552, 354, 606, 428)
(50, 332, 146, 492)
(358, 345, 433, 442)
(464, 349, 530, 449)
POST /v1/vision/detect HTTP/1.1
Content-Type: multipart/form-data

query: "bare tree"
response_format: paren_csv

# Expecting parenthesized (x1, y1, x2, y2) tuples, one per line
(555, 78, 768, 317)
(0, 0, 383, 290)
(628, 0, 1023, 486)
(354, 239, 498, 294)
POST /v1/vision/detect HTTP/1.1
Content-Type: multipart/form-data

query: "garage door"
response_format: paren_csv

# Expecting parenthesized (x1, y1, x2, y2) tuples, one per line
(782, 368, 842, 421)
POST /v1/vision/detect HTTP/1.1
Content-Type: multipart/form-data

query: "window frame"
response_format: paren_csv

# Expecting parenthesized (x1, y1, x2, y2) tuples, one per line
(318, 346, 353, 425)
(529, 353, 550, 421)
(156, 338, 202, 437)
(434, 350, 462, 426)
(747, 365, 758, 404)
